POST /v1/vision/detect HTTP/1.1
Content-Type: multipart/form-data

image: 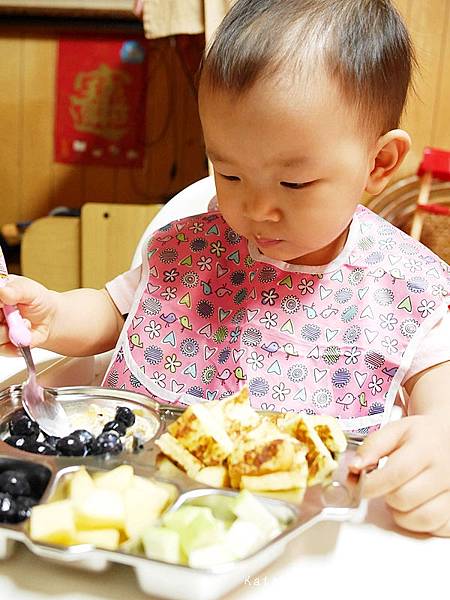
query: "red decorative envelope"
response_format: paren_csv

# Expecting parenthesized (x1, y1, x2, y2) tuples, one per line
(55, 37, 147, 168)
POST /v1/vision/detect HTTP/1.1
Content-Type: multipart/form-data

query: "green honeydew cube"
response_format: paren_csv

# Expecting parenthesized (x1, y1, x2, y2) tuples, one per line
(142, 526, 181, 564)
(179, 511, 226, 556)
(232, 490, 281, 538)
(188, 542, 236, 568)
(162, 505, 212, 532)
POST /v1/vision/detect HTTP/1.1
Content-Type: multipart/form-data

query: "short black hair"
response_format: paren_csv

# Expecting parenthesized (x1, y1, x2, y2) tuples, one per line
(201, 0, 415, 138)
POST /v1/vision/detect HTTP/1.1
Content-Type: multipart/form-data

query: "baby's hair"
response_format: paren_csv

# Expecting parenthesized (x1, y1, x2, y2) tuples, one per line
(201, 0, 415, 139)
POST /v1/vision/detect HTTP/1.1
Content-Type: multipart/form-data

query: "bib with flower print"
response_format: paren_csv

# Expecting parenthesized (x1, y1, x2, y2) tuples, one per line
(103, 205, 449, 432)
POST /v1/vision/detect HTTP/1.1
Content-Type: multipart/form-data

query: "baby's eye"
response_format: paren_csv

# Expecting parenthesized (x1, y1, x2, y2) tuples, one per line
(280, 181, 309, 189)
(220, 174, 241, 182)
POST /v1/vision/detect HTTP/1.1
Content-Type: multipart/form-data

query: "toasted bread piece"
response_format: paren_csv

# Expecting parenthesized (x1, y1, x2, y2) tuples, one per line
(305, 415, 347, 455)
(167, 403, 233, 466)
(240, 416, 291, 443)
(194, 466, 230, 488)
(220, 387, 261, 441)
(227, 435, 300, 489)
(278, 415, 337, 486)
(260, 412, 283, 427)
(155, 454, 186, 478)
(154, 433, 203, 476)
(240, 468, 307, 491)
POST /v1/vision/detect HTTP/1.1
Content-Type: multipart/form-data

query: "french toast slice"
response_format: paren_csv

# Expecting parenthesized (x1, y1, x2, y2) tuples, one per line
(167, 403, 233, 466)
(278, 414, 337, 486)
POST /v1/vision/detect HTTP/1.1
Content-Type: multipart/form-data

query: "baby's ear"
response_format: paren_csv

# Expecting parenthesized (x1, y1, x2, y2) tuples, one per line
(365, 129, 411, 195)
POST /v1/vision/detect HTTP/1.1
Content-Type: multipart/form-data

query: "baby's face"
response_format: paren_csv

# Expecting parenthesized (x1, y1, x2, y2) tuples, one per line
(199, 73, 377, 266)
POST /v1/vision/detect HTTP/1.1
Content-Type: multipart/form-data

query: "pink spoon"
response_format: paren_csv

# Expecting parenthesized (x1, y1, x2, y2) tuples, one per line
(0, 253, 71, 437)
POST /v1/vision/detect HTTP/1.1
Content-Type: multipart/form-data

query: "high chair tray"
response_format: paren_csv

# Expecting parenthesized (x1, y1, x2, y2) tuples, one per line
(0, 385, 366, 600)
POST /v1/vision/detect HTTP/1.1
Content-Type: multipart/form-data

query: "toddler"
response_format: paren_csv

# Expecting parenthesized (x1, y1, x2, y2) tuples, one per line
(0, 0, 449, 536)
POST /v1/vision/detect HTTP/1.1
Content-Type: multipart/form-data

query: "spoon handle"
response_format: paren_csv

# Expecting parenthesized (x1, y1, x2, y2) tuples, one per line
(0, 249, 32, 347)
(3, 304, 32, 347)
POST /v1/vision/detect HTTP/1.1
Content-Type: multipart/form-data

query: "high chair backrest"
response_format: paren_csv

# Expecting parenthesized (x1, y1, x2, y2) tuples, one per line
(130, 176, 216, 268)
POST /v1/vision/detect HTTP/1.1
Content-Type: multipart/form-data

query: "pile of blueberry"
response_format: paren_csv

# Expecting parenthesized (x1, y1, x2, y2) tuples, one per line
(3, 406, 136, 457)
(0, 469, 38, 523)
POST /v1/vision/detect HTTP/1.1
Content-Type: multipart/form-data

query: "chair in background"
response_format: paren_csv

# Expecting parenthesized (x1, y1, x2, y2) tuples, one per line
(409, 147, 450, 258)
(1, 177, 216, 388)
(2, 202, 164, 387)
(21, 202, 164, 292)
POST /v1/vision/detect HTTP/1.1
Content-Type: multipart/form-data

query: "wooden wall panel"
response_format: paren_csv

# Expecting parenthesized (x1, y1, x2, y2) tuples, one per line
(53, 162, 85, 207)
(21, 37, 56, 220)
(430, 2, 450, 150)
(83, 166, 118, 204)
(0, 36, 22, 225)
(397, 0, 449, 177)
(0, 3, 449, 228)
(0, 32, 207, 227)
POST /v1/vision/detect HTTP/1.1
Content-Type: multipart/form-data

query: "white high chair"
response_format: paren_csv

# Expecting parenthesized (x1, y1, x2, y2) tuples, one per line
(0, 176, 216, 391)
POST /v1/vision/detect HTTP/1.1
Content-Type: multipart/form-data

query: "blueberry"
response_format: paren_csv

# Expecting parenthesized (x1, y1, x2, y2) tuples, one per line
(15, 495, 37, 509)
(55, 435, 87, 456)
(0, 470, 31, 497)
(4, 436, 34, 452)
(115, 406, 135, 427)
(43, 434, 60, 451)
(14, 495, 36, 521)
(91, 432, 123, 455)
(27, 441, 57, 456)
(70, 429, 95, 450)
(0, 492, 18, 523)
(102, 420, 127, 436)
(8, 411, 40, 439)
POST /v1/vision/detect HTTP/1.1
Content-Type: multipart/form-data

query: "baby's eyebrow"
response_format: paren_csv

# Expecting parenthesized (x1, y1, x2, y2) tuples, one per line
(276, 156, 311, 167)
(205, 149, 230, 163)
(207, 149, 311, 168)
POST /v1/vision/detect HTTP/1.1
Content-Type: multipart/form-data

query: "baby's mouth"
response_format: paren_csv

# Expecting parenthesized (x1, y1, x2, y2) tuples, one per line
(255, 234, 283, 248)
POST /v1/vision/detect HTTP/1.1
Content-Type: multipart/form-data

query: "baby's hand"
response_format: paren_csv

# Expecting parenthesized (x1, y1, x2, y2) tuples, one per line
(0, 275, 54, 353)
(349, 416, 450, 537)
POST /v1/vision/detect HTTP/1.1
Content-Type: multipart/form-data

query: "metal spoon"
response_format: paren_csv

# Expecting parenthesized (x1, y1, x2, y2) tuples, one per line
(19, 344, 72, 437)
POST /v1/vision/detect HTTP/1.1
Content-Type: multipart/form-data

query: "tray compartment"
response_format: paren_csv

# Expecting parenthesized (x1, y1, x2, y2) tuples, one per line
(0, 386, 367, 600)
(0, 385, 163, 461)
(0, 453, 54, 559)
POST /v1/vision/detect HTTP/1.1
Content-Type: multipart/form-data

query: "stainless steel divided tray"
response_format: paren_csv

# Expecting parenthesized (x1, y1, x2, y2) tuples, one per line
(0, 385, 367, 600)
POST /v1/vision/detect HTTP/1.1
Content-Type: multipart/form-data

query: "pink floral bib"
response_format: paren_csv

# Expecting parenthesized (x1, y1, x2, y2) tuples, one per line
(103, 205, 449, 432)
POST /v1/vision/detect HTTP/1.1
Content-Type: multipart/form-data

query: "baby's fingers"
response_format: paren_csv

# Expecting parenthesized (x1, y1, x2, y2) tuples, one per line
(385, 467, 446, 513)
(0, 322, 22, 356)
(391, 490, 450, 534)
(348, 419, 429, 499)
(0, 275, 42, 307)
(433, 516, 450, 537)
(362, 444, 427, 499)
(349, 419, 410, 473)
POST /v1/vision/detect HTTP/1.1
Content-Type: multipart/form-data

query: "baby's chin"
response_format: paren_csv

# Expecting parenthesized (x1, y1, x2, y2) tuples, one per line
(256, 243, 314, 265)
(261, 242, 342, 267)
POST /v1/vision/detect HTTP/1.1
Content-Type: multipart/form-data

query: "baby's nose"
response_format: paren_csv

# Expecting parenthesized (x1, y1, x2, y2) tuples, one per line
(243, 193, 281, 222)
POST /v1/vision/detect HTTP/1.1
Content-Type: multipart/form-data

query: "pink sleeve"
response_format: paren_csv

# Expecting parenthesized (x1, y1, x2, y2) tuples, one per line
(105, 265, 142, 315)
(402, 310, 450, 384)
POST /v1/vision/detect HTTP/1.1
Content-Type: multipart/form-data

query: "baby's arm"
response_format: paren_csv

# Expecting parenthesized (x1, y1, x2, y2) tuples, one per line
(0, 276, 123, 357)
(45, 288, 124, 356)
(350, 360, 450, 536)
